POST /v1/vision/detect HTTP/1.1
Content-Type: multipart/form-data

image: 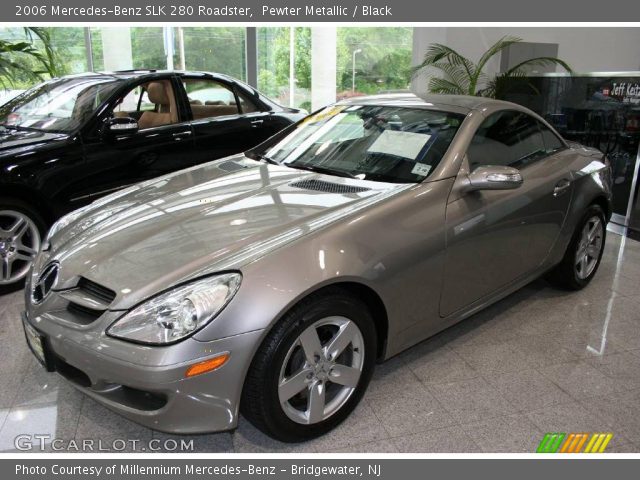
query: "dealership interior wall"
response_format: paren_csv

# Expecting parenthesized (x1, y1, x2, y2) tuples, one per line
(1, 26, 640, 453)
(411, 28, 640, 94)
(4, 26, 639, 107)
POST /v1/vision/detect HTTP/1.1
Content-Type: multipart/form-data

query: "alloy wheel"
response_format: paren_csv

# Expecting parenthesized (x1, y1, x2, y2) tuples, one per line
(0, 210, 41, 285)
(575, 215, 603, 280)
(278, 316, 365, 425)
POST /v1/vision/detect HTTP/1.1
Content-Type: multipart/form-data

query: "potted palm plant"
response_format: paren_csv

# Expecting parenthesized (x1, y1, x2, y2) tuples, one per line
(414, 35, 572, 99)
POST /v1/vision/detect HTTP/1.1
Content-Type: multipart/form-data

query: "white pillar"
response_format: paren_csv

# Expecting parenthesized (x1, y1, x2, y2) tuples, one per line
(100, 27, 133, 71)
(163, 27, 174, 70)
(311, 27, 337, 111)
(411, 27, 448, 97)
(289, 27, 295, 108)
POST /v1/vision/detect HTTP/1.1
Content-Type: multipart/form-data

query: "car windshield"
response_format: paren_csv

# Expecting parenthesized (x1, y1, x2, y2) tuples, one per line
(262, 105, 465, 183)
(0, 77, 123, 133)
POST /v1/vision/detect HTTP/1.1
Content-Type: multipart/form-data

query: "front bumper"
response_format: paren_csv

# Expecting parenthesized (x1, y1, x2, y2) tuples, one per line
(22, 311, 264, 434)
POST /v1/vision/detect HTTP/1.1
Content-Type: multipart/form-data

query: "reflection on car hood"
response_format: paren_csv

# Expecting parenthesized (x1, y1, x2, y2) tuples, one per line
(0, 128, 68, 154)
(47, 155, 406, 309)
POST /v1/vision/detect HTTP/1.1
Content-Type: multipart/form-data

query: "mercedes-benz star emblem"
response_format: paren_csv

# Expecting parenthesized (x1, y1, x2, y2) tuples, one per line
(31, 263, 59, 304)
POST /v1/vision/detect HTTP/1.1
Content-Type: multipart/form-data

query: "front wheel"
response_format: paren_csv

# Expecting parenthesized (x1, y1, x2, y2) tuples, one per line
(241, 289, 377, 442)
(547, 204, 606, 290)
(0, 201, 45, 292)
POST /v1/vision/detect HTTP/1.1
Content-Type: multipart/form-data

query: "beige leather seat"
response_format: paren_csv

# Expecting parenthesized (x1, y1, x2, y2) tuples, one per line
(138, 82, 177, 129)
(190, 104, 239, 119)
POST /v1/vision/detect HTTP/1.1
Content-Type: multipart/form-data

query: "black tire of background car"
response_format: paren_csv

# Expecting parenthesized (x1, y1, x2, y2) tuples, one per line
(0, 197, 46, 294)
(240, 287, 377, 442)
(546, 204, 607, 290)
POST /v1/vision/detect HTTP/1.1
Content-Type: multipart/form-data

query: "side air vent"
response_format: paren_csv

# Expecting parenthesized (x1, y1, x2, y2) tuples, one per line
(66, 302, 103, 324)
(77, 277, 116, 305)
(290, 179, 370, 194)
(58, 277, 116, 326)
(218, 161, 247, 173)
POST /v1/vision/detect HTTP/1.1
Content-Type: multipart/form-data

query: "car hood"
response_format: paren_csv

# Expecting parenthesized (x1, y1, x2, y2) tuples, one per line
(46, 155, 406, 309)
(0, 128, 68, 155)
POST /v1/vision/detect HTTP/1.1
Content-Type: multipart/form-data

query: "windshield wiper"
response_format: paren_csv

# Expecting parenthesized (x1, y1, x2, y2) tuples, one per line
(287, 163, 357, 179)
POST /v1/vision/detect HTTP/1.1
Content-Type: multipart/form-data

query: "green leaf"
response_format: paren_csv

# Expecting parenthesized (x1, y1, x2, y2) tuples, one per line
(428, 77, 465, 95)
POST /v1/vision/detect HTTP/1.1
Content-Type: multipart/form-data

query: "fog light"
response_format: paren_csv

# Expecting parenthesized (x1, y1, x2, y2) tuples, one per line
(185, 353, 230, 377)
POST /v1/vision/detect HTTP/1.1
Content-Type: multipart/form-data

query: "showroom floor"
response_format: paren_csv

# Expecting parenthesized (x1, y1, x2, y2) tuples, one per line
(0, 231, 639, 453)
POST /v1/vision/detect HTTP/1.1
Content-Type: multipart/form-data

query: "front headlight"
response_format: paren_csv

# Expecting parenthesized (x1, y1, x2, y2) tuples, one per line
(107, 273, 241, 345)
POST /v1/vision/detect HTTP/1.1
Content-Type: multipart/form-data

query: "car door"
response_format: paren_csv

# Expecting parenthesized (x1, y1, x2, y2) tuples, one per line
(76, 76, 195, 206)
(180, 76, 274, 164)
(440, 109, 573, 317)
(234, 84, 284, 141)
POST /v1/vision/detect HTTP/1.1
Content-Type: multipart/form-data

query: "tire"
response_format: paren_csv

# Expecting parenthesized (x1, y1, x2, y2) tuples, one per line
(0, 198, 46, 294)
(241, 288, 377, 442)
(547, 204, 606, 290)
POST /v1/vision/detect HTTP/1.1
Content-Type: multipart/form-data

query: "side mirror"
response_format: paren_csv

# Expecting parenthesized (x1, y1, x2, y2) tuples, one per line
(104, 116, 139, 138)
(466, 165, 523, 191)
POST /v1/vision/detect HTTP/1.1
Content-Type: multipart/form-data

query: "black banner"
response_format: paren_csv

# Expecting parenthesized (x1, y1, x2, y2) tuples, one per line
(3, 0, 640, 22)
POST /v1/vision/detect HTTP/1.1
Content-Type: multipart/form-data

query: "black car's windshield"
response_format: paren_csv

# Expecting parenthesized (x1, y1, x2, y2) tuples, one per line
(0, 77, 124, 133)
(263, 105, 465, 183)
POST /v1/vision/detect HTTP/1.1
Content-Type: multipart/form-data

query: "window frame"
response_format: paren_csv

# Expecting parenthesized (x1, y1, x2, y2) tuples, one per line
(466, 109, 566, 171)
(84, 74, 187, 140)
(180, 75, 247, 121)
(537, 119, 568, 156)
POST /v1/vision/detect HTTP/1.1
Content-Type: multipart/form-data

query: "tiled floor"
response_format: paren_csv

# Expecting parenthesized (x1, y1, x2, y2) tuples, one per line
(0, 231, 639, 453)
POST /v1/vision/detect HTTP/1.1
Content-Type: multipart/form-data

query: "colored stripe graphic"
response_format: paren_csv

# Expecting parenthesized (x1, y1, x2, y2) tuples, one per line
(537, 433, 613, 453)
(573, 433, 589, 453)
(584, 433, 614, 453)
(559, 433, 575, 453)
(536, 433, 565, 453)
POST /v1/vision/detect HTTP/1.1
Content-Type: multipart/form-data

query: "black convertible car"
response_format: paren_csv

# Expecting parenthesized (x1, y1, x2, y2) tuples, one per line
(0, 70, 304, 288)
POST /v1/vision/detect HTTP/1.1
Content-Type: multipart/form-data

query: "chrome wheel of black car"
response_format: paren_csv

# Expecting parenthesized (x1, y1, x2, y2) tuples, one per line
(0, 210, 41, 285)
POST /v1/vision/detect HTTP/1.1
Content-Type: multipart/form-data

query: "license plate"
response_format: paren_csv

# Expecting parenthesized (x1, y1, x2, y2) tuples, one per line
(22, 316, 52, 370)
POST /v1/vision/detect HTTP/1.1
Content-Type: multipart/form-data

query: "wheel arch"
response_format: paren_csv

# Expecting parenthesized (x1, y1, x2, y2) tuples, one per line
(320, 281, 389, 361)
(262, 279, 390, 362)
(590, 194, 612, 221)
(0, 184, 55, 227)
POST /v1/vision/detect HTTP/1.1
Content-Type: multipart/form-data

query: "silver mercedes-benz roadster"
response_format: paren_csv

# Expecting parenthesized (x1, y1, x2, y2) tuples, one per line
(22, 94, 611, 441)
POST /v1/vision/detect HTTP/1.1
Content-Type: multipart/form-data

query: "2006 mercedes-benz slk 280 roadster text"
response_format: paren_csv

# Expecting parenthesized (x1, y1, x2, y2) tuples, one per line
(22, 94, 612, 441)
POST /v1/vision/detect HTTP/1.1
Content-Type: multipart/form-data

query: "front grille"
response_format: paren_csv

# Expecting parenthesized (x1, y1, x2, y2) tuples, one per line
(52, 355, 167, 411)
(290, 179, 370, 194)
(77, 277, 116, 305)
(56, 358, 92, 388)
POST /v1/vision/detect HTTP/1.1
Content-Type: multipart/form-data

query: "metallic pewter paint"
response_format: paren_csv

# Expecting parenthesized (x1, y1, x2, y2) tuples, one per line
(23, 94, 612, 434)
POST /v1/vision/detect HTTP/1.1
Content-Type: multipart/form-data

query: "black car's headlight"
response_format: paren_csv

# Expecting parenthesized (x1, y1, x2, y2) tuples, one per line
(107, 273, 242, 345)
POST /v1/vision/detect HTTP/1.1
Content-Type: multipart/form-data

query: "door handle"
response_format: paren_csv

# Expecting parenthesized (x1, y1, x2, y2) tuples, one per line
(172, 131, 192, 140)
(553, 179, 571, 197)
(250, 119, 264, 127)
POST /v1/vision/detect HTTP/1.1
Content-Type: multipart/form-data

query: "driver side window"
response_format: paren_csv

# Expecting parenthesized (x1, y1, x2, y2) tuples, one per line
(468, 110, 547, 170)
(111, 80, 179, 130)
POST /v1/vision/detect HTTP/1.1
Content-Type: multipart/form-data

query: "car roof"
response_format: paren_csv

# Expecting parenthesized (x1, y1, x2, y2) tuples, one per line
(54, 70, 240, 82)
(338, 93, 521, 114)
